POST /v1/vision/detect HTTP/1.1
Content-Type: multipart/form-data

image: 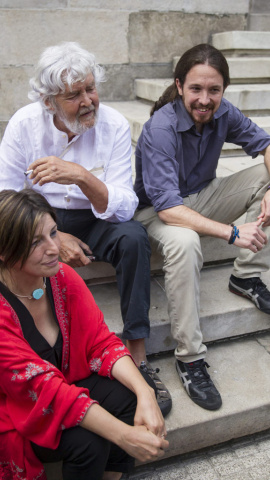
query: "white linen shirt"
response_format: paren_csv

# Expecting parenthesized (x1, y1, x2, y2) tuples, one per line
(0, 102, 138, 222)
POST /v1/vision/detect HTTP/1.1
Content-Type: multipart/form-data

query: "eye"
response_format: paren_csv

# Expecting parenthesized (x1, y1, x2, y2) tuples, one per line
(31, 238, 40, 248)
(50, 229, 57, 238)
(86, 86, 95, 93)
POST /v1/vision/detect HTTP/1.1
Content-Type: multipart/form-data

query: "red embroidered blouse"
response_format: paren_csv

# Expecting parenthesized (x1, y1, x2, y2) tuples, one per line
(0, 263, 131, 480)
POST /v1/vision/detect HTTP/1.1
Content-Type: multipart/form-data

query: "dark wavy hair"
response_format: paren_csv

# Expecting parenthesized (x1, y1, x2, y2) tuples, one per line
(0, 189, 56, 270)
(150, 43, 230, 116)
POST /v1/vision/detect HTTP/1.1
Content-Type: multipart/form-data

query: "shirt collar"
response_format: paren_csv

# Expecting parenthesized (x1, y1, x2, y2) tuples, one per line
(48, 111, 81, 144)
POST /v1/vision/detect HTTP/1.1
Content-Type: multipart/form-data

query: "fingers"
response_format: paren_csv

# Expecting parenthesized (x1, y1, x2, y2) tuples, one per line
(29, 156, 75, 186)
(58, 233, 92, 267)
(123, 426, 169, 463)
(236, 222, 268, 252)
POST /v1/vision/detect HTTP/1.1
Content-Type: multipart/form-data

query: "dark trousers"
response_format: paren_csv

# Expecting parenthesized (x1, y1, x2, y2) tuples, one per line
(32, 372, 156, 480)
(55, 209, 151, 340)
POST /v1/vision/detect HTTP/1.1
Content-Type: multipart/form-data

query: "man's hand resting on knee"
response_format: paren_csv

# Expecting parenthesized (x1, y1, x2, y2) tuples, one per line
(58, 231, 94, 267)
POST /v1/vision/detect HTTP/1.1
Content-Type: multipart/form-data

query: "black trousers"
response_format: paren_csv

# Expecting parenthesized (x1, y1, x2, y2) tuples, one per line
(55, 209, 151, 340)
(32, 372, 156, 480)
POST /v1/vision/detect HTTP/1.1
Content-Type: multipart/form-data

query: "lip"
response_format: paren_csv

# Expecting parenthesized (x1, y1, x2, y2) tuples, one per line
(42, 257, 59, 268)
(80, 109, 95, 118)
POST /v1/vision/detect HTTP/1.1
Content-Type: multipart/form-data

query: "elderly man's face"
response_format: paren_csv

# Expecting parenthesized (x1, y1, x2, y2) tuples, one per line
(52, 73, 99, 137)
(176, 64, 224, 133)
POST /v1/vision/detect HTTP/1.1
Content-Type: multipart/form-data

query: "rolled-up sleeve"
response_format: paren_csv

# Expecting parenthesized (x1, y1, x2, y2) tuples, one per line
(92, 117, 139, 222)
(226, 105, 270, 157)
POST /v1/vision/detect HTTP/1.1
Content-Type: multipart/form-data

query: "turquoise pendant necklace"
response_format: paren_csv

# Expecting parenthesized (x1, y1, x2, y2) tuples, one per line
(8, 278, 46, 300)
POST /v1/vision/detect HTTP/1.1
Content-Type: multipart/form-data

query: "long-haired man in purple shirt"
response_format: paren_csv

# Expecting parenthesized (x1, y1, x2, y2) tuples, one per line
(135, 43, 270, 411)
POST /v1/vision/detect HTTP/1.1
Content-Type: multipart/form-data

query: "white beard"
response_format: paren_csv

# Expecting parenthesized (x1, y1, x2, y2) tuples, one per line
(55, 105, 98, 135)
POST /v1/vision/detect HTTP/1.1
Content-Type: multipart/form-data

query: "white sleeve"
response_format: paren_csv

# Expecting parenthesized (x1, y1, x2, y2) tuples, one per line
(0, 120, 28, 191)
(91, 120, 138, 223)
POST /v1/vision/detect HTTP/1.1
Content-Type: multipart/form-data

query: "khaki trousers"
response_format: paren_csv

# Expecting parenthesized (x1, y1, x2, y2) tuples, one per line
(135, 164, 270, 362)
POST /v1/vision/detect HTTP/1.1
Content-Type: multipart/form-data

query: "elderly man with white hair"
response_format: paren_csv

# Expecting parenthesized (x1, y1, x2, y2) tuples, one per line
(0, 41, 171, 417)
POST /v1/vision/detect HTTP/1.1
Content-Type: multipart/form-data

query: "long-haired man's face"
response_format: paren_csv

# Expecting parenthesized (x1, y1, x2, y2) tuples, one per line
(176, 64, 224, 133)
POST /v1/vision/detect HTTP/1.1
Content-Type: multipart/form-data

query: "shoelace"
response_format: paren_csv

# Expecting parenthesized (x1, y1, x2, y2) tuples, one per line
(139, 362, 169, 396)
(252, 279, 270, 299)
(140, 361, 160, 375)
(187, 360, 213, 389)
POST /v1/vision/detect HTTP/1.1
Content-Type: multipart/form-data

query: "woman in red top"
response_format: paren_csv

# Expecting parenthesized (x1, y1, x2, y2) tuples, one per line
(0, 189, 168, 480)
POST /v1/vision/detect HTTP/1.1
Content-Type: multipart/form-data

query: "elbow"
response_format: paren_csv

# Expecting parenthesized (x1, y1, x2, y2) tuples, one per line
(158, 210, 169, 224)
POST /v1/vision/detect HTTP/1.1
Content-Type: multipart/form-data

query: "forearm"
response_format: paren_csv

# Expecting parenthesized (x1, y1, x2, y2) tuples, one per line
(80, 402, 168, 462)
(262, 144, 270, 175)
(111, 355, 154, 397)
(75, 167, 109, 213)
(80, 402, 129, 446)
(158, 205, 231, 241)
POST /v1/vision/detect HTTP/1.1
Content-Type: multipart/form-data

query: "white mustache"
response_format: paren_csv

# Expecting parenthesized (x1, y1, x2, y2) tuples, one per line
(79, 106, 95, 116)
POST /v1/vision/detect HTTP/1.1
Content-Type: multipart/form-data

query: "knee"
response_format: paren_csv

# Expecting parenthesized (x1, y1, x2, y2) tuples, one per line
(163, 228, 202, 264)
(254, 163, 269, 186)
(117, 221, 151, 256)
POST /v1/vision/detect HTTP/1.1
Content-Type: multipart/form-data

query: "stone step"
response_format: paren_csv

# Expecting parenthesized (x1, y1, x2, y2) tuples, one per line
(134, 79, 270, 115)
(211, 30, 270, 56)
(172, 56, 270, 84)
(44, 332, 270, 480)
(89, 264, 270, 356)
(104, 100, 270, 153)
(149, 333, 270, 460)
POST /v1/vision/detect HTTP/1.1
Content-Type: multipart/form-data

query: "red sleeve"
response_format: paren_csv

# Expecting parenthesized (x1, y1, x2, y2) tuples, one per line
(54, 264, 133, 381)
(0, 294, 94, 449)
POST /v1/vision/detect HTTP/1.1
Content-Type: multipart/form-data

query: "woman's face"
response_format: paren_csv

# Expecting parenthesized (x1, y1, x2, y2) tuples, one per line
(15, 214, 60, 279)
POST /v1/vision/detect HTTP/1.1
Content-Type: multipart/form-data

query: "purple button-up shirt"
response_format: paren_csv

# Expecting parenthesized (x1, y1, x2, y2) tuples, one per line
(135, 97, 270, 212)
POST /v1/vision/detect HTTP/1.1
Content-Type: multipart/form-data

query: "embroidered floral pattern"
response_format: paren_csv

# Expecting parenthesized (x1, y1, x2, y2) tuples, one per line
(114, 346, 125, 352)
(11, 362, 51, 382)
(89, 358, 102, 372)
(28, 390, 38, 402)
(43, 371, 55, 381)
(42, 405, 53, 416)
(78, 393, 89, 399)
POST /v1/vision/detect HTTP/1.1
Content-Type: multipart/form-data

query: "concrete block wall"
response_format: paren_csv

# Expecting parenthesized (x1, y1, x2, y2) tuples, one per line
(0, 0, 250, 129)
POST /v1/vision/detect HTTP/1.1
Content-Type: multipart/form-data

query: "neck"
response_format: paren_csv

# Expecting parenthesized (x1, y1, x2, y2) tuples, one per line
(0, 270, 46, 300)
(53, 115, 75, 142)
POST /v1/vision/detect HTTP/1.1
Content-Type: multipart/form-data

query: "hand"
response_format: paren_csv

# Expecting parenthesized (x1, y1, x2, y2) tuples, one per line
(120, 425, 169, 463)
(29, 156, 84, 186)
(58, 231, 93, 267)
(134, 387, 167, 438)
(234, 219, 267, 253)
(259, 189, 270, 226)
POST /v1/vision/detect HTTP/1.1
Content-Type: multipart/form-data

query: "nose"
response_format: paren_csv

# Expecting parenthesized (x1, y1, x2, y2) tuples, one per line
(80, 91, 92, 107)
(199, 90, 210, 106)
(46, 236, 60, 255)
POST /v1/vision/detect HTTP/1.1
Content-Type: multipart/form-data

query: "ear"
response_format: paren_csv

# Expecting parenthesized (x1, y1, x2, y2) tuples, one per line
(44, 97, 55, 113)
(175, 78, 183, 96)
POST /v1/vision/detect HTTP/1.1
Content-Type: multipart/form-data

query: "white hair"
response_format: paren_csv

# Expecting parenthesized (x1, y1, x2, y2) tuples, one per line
(28, 42, 106, 111)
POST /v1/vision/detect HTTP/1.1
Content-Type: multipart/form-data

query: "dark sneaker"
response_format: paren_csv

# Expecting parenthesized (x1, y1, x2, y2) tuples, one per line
(175, 359, 222, 411)
(139, 361, 172, 417)
(229, 275, 270, 314)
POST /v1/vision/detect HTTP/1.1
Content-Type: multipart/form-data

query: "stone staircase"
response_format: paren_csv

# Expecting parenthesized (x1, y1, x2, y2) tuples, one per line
(42, 31, 270, 479)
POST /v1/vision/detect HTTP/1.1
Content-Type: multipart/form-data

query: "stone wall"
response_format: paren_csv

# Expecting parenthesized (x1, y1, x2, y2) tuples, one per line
(0, 0, 250, 124)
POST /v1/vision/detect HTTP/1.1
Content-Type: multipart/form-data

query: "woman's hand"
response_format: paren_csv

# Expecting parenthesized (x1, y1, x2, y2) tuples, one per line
(134, 386, 167, 438)
(119, 424, 169, 463)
